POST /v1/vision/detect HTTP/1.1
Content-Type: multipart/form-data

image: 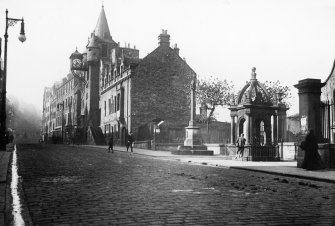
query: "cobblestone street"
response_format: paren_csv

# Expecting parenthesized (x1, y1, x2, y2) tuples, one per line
(15, 144, 335, 225)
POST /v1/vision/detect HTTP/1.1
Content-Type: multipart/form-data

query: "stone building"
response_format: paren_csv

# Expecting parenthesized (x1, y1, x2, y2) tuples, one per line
(41, 73, 80, 143)
(99, 29, 194, 145)
(42, 6, 195, 145)
(321, 59, 335, 144)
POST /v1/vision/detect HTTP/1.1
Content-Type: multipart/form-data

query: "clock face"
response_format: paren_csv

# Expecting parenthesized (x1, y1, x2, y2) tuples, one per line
(72, 59, 82, 68)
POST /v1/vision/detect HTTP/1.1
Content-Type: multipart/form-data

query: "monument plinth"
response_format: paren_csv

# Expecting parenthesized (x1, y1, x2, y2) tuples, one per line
(171, 76, 213, 155)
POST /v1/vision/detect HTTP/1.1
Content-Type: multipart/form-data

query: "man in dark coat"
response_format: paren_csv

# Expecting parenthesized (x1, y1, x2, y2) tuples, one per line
(126, 132, 134, 152)
(108, 134, 114, 153)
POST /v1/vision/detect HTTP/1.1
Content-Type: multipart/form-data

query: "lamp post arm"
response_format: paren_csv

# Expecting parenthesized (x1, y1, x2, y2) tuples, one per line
(0, 10, 26, 150)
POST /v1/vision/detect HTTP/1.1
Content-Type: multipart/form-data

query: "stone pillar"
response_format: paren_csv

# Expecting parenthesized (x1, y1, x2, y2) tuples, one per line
(332, 105, 335, 144)
(244, 114, 250, 144)
(249, 115, 253, 144)
(183, 75, 205, 148)
(272, 114, 278, 144)
(294, 79, 325, 141)
(230, 116, 235, 144)
(172, 75, 212, 156)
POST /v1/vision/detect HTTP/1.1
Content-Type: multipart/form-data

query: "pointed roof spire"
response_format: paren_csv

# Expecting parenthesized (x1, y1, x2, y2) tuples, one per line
(94, 5, 111, 39)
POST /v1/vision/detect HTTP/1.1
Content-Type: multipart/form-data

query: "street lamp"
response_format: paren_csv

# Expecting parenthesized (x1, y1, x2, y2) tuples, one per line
(0, 9, 26, 150)
(152, 118, 164, 151)
(57, 103, 64, 143)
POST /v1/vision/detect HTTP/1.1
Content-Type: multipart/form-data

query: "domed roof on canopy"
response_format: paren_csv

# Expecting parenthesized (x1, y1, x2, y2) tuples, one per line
(69, 48, 82, 59)
(236, 67, 272, 105)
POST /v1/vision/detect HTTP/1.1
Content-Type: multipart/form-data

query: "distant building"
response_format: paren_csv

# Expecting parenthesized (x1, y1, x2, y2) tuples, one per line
(42, 73, 81, 143)
(42, 6, 195, 145)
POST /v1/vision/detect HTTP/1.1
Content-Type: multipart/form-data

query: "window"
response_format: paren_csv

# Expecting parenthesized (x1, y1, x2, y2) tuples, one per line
(114, 96, 117, 112)
(117, 93, 120, 111)
(101, 44, 107, 57)
(109, 98, 112, 114)
(104, 101, 106, 116)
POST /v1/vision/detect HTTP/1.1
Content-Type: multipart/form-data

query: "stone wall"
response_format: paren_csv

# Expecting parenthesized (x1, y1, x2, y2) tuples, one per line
(131, 45, 194, 135)
(279, 142, 297, 160)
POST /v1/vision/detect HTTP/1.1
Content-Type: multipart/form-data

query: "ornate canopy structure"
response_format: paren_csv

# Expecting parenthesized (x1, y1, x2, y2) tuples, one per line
(229, 67, 288, 145)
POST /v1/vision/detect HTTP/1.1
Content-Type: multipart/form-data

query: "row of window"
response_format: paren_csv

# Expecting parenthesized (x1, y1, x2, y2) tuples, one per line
(101, 64, 129, 90)
(55, 112, 72, 128)
(56, 80, 74, 99)
(103, 123, 120, 138)
(104, 94, 121, 116)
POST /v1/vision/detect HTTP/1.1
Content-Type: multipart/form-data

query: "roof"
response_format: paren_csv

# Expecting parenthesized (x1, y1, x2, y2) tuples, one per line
(236, 67, 272, 105)
(69, 48, 82, 59)
(139, 44, 196, 76)
(324, 59, 335, 84)
(87, 35, 99, 48)
(94, 6, 111, 40)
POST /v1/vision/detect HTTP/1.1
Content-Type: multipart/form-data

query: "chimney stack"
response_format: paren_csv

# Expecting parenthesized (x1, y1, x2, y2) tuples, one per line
(173, 43, 179, 55)
(158, 29, 170, 47)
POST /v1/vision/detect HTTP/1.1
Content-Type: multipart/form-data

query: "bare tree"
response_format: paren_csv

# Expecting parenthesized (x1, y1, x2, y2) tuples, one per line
(196, 76, 235, 142)
(262, 80, 292, 107)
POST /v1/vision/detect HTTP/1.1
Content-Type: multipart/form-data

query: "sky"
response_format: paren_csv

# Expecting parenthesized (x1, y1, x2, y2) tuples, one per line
(0, 0, 335, 121)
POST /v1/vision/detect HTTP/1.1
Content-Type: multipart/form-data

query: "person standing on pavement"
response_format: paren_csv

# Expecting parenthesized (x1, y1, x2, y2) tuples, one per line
(108, 134, 114, 153)
(236, 133, 246, 158)
(300, 129, 325, 170)
(126, 132, 134, 152)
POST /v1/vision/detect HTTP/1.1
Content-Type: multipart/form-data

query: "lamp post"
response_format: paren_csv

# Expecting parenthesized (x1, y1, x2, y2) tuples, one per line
(58, 103, 64, 143)
(152, 118, 164, 151)
(0, 9, 26, 150)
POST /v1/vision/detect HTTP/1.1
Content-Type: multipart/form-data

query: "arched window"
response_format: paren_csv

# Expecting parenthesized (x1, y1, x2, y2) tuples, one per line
(239, 118, 245, 137)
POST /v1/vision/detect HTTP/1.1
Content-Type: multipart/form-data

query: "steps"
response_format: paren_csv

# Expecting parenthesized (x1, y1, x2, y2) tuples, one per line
(88, 126, 106, 145)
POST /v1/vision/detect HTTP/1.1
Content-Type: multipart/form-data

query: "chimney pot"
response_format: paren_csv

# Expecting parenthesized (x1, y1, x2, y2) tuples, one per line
(174, 43, 180, 55)
(158, 29, 170, 47)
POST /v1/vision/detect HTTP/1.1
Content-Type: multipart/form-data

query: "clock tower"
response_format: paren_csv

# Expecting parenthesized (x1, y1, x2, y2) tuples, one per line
(69, 48, 83, 70)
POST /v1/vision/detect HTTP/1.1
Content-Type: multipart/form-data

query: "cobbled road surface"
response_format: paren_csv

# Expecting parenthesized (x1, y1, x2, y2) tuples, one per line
(15, 144, 335, 225)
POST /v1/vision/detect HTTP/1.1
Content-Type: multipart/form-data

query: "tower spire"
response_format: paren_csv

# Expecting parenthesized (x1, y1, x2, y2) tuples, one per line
(94, 5, 111, 39)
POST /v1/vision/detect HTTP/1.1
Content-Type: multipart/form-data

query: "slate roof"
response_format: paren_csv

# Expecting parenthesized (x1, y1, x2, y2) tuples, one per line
(94, 5, 111, 40)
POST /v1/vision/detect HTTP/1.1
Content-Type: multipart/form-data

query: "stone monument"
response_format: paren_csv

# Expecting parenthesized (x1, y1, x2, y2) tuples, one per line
(171, 75, 213, 155)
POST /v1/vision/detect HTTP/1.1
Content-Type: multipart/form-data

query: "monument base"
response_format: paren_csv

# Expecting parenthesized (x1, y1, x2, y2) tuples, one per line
(171, 145, 213, 156)
(172, 120, 213, 155)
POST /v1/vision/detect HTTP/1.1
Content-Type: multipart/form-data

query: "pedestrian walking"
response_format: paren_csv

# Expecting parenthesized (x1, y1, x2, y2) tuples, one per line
(236, 133, 246, 158)
(126, 132, 134, 152)
(108, 135, 114, 153)
(299, 129, 325, 170)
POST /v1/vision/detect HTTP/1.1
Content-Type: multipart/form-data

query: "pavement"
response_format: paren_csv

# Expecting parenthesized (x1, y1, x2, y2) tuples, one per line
(0, 144, 14, 226)
(86, 144, 335, 184)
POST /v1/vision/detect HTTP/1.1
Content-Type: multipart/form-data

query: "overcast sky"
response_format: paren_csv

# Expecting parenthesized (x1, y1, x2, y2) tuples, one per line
(1, 0, 335, 121)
